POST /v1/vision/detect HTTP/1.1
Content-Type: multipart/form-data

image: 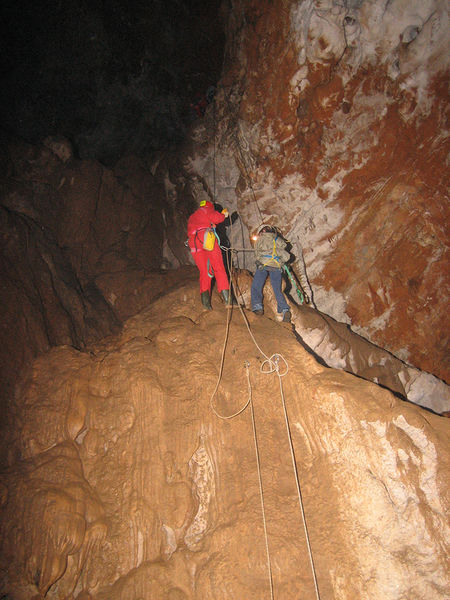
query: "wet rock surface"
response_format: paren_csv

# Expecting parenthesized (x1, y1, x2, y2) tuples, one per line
(0, 1, 449, 596)
(0, 278, 448, 598)
(205, 0, 450, 382)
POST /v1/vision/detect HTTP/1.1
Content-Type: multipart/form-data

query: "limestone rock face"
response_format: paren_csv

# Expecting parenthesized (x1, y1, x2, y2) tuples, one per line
(1, 3, 449, 593)
(0, 277, 448, 598)
(0, 141, 194, 408)
(2, 0, 448, 417)
(176, 0, 449, 382)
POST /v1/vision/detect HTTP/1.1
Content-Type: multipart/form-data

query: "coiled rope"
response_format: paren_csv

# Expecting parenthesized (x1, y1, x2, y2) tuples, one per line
(208, 253, 321, 600)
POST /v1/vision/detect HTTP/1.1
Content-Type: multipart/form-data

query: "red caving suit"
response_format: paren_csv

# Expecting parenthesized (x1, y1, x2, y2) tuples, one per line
(187, 202, 230, 294)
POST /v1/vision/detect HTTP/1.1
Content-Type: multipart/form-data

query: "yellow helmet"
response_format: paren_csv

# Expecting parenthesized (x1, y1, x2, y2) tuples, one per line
(199, 200, 213, 208)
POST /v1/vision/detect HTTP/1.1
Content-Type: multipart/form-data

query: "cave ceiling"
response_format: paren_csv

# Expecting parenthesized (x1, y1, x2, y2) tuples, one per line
(0, 0, 226, 165)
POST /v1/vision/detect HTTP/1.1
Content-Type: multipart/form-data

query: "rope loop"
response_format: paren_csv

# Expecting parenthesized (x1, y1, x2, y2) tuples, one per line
(260, 353, 289, 377)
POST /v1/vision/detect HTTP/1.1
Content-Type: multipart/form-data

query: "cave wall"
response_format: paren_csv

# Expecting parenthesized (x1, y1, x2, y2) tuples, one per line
(180, 0, 449, 382)
(2, 130, 447, 422)
(0, 137, 197, 410)
(1, 0, 448, 411)
(0, 2, 449, 598)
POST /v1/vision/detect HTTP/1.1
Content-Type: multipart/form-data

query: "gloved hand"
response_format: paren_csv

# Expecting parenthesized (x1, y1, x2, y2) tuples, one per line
(221, 208, 229, 217)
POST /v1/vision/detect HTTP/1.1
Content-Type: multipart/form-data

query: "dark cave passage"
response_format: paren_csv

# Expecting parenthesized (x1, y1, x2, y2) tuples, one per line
(0, 0, 226, 165)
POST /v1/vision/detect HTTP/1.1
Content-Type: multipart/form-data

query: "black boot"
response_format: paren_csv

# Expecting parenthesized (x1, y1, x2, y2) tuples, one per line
(201, 291, 212, 310)
(220, 289, 231, 306)
(282, 310, 291, 323)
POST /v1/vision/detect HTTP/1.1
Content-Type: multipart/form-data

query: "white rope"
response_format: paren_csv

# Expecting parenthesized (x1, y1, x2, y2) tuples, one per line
(208, 302, 251, 419)
(208, 255, 320, 600)
(248, 363, 275, 600)
(270, 355, 321, 600)
(209, 354, 274, 595)
(220, 244, 254, 252)
(208, 257, 275, 598)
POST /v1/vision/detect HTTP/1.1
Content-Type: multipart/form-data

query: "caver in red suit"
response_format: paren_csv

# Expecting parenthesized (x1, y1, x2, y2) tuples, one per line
(187, 200, 231, 310)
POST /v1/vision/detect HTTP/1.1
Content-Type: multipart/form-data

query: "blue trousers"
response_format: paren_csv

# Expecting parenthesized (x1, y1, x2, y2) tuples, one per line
(251, 267, 290, 313)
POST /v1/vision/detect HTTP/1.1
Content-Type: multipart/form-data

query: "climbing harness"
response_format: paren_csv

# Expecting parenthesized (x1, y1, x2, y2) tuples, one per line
(208, 259, 321, 600)
(260, 234, 283, 268)
(191, 226, 221, 253)
(257, 229, 309, 304)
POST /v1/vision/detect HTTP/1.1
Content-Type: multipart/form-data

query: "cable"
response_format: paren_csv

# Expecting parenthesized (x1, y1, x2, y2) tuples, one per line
(209, 234, 253, 419)
(213, 97, 216, 201)
(211, 91, 249, 269)
(208, 198, 321, 600)
(208, 304, 251, 419)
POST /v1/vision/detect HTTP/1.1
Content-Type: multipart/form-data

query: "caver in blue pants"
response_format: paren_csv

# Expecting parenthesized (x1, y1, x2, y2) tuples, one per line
(251, 267, 290, 315)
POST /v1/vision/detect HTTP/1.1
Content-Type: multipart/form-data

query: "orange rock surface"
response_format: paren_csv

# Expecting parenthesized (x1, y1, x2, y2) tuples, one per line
(215, 0, 450, 382)
(0, 278, 448, 598)
(0, 2, 449, 596)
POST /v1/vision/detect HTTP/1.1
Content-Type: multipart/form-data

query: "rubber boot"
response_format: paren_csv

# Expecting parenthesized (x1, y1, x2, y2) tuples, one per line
(220, 289, 231, 307)
(201, 291, 212, 310)
(282, 310, 291, 323)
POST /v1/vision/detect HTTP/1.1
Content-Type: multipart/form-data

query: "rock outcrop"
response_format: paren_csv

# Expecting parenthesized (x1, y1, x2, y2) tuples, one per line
(234, 270, 450, 415)
(0, 140, 193, 409)
(0, 277, 448, 598)
(1, 0, 448, 445)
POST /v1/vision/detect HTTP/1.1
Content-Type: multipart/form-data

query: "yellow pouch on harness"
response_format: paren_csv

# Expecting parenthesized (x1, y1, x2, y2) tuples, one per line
(203, 229, 216, 251)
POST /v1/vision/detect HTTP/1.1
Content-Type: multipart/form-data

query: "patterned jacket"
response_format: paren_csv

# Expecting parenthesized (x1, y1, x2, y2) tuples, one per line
(254, 232, 290, 269)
